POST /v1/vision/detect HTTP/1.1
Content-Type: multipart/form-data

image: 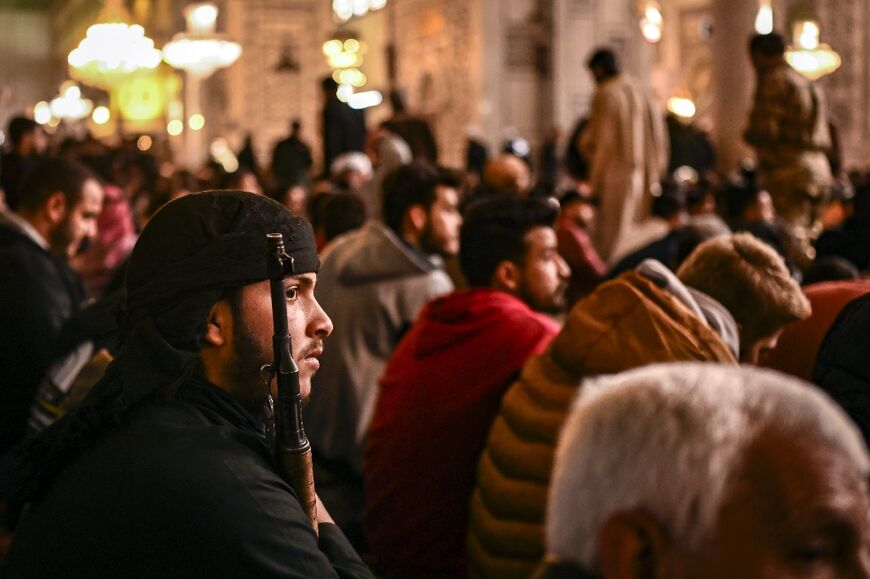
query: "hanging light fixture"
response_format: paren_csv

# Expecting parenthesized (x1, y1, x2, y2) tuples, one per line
(638, 0, 663, 44)
(163, 2, 241, 169)
(163, 2, 242, 78)
(333, 0, 388, 24)
(50, 82, 94, 121)
(322, 29, 380, 108)
(67, 0, 162, 90)
(785, 20, 841, 80)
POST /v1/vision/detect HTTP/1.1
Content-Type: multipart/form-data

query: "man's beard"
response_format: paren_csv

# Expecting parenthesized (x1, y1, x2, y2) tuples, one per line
(517, 276, 567, 315)
(420, 221, 454, 258)
(49, 217, 75, 257)
(227, 312, 273, 416)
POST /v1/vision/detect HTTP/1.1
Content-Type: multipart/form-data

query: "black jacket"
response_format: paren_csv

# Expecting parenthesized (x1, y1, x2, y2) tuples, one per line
(322, 98, 366, 173)
(3, 377, 374, 579)
(812, 292, 870, 445)
(0, 221, 85, 452)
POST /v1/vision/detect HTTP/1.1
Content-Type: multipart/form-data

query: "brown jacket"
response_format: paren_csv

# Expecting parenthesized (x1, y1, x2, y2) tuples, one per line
(466, 270, 736, 579)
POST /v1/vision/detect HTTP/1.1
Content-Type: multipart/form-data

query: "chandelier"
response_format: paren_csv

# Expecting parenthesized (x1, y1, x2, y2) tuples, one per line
(163, 2, 242, 78)
(67, 0, 162, 90)
(638, 0, 663, 44)
(785, 20, 841, 81)
(333, 0, 387, 24)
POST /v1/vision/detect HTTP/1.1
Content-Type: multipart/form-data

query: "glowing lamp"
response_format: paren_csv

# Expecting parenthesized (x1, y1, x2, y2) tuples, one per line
(67, 0, 162, 90)
(163, 2, 241, 78)
(785, 20, 841, 80)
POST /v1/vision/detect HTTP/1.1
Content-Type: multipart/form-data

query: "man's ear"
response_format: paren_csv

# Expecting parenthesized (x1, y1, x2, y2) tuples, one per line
(492, 260, 521, 293)
(597, 510, 669, 579)
(44, 192, 67, 225)
(202, 300, 231, 348)
(407, 204, 427, 234)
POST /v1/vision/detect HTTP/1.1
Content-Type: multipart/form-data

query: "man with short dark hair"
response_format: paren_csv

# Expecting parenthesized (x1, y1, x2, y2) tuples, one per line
(362, 196, 568, 579)
(0, 157, 103, 497)
(1, 117, 48, 211)
(745, 32, 832, 265)
(4, 191, 374, 578)
(467, 232, 808, 579)
(581, 47, 668, 262)
(305, 162, 460, 543)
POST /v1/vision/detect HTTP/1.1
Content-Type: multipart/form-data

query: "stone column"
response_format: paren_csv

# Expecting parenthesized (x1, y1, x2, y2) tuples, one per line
(711, 0, 757, 174)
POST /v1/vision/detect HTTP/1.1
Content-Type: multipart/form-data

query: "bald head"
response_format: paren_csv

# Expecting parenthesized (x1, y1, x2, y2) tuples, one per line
(482, 154, 531, 197)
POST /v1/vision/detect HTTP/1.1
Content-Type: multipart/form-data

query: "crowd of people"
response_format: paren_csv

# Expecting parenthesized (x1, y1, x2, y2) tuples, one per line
(1, 34, 870, 578)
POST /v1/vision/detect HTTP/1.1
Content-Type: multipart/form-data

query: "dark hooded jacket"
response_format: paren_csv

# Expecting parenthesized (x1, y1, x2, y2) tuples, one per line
(812, 291, 870, 445)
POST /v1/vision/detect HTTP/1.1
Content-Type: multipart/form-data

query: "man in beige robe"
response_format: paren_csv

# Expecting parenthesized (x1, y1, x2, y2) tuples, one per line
(581, 48, 668, 262)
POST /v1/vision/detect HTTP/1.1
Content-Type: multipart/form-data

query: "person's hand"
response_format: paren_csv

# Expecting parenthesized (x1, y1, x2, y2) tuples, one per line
(315, 493, 334, 525)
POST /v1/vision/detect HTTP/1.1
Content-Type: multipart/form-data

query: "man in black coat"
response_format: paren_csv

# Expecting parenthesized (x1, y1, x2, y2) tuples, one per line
(3, 191, 374, 579)
(272, 119, 314, 189)
(0, 158, 103, 497)
(321, 76, 366, 176)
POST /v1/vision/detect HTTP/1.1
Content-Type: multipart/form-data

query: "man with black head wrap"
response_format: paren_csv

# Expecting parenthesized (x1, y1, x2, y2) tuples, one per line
(3, 191, 374, 579)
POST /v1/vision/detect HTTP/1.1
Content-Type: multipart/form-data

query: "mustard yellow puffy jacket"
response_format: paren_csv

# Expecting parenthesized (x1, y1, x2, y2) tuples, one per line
(466, 271, 737, 579)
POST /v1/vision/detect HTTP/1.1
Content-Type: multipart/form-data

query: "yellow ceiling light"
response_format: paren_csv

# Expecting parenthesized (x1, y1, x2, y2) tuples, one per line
(785, 20, 841, 80)
(67, 0, 162, 90)
(115, 70, 178, 122)
(323, 29, 369, 95)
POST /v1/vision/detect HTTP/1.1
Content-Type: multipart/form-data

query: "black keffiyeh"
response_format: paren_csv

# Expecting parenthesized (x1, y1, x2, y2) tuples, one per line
(11, 190, 318, 520)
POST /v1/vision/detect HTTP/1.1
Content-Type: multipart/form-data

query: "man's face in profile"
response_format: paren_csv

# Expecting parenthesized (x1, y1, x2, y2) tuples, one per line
(674, 430, 870, 579)
(225, 273, 333, 409)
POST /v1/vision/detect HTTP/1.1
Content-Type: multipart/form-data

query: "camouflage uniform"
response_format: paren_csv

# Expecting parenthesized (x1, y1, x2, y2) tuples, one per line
(745, 63, 832, 264)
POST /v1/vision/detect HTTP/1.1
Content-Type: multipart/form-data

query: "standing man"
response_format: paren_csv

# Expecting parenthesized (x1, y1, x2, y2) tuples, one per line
(271, 119, 313, 190)
(1, 117, 48, 211)
(581, 48, 668, 262)
(362, 196, 568, 579)
(745, 32, 832, 265)
(0, 158, 103, 498)
(321, 76, 366, 176)
(305, 163, 460, 542)
(4, 191, 374, 578)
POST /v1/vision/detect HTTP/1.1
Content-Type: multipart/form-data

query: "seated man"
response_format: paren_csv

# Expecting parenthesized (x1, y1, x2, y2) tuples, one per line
(468, 233, 810, 579)
(538, 363, 869, 578)
(362, 196, 569, 579)
(0, 158, 103, 498)
(4, 191, 373, 579)
(306, 163, 459, 545)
